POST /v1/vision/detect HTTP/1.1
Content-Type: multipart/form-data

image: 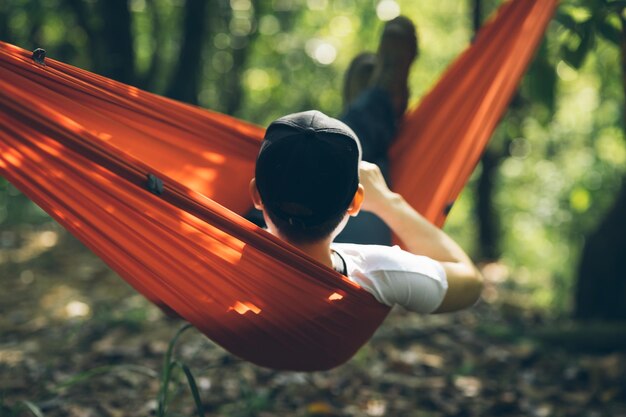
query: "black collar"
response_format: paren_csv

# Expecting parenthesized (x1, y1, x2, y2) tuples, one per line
(331, 249, 347, 275)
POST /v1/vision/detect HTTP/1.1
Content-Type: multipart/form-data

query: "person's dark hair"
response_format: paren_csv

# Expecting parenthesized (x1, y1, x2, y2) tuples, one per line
(265, 206, 347, 244)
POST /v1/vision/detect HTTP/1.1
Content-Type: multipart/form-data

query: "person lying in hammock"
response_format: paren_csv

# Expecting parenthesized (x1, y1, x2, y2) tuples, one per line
(250, 109, 482, 314)
(248, 21, 481, 315)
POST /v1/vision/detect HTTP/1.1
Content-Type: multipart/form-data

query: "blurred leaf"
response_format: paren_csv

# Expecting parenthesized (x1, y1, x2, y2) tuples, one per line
(596, 16, 621, 45)
(175, 361, 205, 417)
(570, 187, 591, 213)
(20, 401, 44, 417)
(561, 20, 595, 69)
(555, 11, 580, 32)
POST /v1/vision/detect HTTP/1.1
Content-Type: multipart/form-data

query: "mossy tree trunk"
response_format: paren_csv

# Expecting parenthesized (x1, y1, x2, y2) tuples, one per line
(100, 0, 136, 85)
(574, 12, 626, 320)
(165, 0, 211, 104)
(472, 0, 503, 261)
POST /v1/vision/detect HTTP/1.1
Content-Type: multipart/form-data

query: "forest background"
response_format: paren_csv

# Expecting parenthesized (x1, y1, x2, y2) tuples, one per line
(1, 0, 625, 416)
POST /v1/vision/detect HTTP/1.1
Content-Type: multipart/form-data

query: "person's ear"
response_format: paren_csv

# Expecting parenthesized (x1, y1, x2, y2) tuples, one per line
(347, 184, 364, 217)
(249, 178, 264, 210)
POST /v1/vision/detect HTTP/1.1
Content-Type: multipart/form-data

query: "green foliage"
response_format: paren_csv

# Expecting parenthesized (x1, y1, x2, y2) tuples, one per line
(20, 401, 44, 417)
(158, 324, 205, 417)
(556, 0, 624, 69)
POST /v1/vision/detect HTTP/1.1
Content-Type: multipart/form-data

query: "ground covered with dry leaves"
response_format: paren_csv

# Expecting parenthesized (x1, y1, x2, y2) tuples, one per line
(1, 223, 625, 417)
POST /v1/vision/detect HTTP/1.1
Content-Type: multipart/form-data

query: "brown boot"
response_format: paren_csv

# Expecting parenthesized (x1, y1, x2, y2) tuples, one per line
(342, 52, 377, 113)
(370, 16, 418, 119)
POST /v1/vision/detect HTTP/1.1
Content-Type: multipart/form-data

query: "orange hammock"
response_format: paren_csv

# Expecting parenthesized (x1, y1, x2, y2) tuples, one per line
(0, 0, 556, 371)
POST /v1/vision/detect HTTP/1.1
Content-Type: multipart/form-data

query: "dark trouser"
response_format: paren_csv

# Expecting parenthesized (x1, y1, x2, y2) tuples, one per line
(335, 88, 396, 245)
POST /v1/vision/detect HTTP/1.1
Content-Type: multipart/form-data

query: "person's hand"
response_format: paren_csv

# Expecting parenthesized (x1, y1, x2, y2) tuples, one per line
(359, 161, 396, 214)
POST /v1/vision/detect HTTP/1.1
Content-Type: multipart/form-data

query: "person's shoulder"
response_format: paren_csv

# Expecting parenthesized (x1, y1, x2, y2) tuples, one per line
(332, 243, 444, 278)
(332, 243, 448, 313)
(333, 243, 402, 260)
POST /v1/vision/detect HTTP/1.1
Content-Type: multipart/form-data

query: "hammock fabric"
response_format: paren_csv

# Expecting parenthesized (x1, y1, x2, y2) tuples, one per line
(0, 0, 557, 371)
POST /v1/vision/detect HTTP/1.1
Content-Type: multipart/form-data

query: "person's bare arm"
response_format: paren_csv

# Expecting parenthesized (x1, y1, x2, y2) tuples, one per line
(359, 161, 482, 313)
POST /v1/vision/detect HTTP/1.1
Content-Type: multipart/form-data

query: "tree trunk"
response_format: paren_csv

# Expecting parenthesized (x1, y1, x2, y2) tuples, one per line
(472, 0, 482, 42)
(99, 0, 135, 84)
(476, 148, 501, 260)
(574, 12, 626, 320)
(137, 0, 163, 91)
(26, 0, 44, 47)
(0, 0, 10, 42)
(165, 0, 210, 104)
(219, 0, 262, 116)
(64, 0, 103, 71)
(575, 182, 626, 320)
(472, 0, 502, 260)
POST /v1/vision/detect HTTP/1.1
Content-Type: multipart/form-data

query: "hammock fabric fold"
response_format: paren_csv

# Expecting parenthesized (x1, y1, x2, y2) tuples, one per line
(0, 0, 557, 371)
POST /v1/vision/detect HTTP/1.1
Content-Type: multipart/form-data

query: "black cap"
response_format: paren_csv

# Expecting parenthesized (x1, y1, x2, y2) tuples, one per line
(256, 110, 361, 227)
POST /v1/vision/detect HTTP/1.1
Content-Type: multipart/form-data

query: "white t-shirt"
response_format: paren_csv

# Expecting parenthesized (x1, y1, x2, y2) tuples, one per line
(331, 243, 448, 313)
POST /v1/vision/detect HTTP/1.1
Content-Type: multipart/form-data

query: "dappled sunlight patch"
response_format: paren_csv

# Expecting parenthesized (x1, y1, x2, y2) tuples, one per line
(50, 112, 85, 135)
(454, 375, 482, 398)
(365, 399, 387, 416)
(329, 16, 353, 38)
(376, 0, 400, 21)
(2, 43, 22, 54)
(306, 0, 327, 11)
(183, 167, 216, 184)
(328, 292, 344, 301)
(64, 300, 91, 318)
(481, 262, 509, 284)
(0, 349, 24, 366)
(245, 68, 271, 90)
(201, 151, 226, 164)
(93, 131, 113, 142)
(174, 165, 219, 198)
(305, 39, 336, 65)
(38, 230, 58, 248)
(40, 285, 92, 320)
(13, 142, 44, 163)
(556, 60, 578, 81)
(178, 211, 244, 264)
(229, 301, 261, 315)
(595, 130, 626, 166)
(4, 150, 23, 167)
(51, 208, 67, 221)
(37, 139, 62, 157)
(258, 15, 280, 35)
(480, 261, 511, 304)
(1, 229, 61, 264)
(569, 187, 591, 213)
(125, 85, 140, 98)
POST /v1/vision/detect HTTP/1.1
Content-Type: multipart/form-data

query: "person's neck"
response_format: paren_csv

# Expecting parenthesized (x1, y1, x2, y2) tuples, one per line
(291, 239, 334, 269)
(268, 228, 334, 268)
(265, 223, 335, 268)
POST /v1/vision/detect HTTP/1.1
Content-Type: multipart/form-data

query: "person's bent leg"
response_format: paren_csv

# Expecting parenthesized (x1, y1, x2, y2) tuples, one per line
(335, 16, 418, 245)
(336, 87, 396, 245)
